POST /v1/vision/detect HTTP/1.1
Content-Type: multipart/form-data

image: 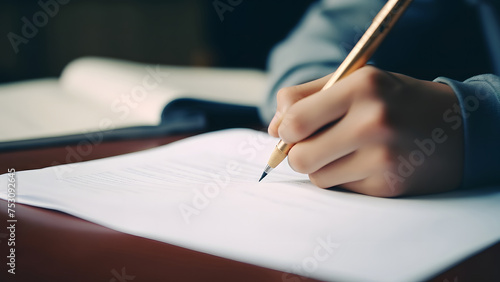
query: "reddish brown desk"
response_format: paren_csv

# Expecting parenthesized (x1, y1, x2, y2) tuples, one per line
(0, 135, 499, 282)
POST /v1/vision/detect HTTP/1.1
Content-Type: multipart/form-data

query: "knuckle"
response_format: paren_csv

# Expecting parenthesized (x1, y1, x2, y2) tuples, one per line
(288, 147, 316, 174)
(279, 111, 308, 142)
(353, 103, 392, 140)
(356, 66, 405, 102)
(358, 66, 387, 91)
(276, 87, 289, 102)
(276, 86, 298, 104)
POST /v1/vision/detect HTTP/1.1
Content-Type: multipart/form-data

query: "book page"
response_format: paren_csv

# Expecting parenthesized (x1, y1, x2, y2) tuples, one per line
(61, 57, 268, 125)
(0, 78, 175, 143)
(0, 79, 123, 142)
(1, 129, 500, 281)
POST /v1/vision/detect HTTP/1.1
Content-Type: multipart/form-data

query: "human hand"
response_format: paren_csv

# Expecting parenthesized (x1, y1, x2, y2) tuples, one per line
(269, 66, 463, 197)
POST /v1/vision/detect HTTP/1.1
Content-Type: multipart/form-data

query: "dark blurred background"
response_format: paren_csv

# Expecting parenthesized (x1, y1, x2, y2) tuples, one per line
(0, 0, 315, 83)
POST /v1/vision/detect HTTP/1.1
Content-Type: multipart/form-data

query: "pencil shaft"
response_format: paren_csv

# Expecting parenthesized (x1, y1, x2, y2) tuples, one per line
(323, 0, 413, 90)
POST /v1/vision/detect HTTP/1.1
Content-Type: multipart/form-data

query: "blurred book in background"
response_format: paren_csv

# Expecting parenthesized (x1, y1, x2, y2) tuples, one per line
(0, 57, 267, 151)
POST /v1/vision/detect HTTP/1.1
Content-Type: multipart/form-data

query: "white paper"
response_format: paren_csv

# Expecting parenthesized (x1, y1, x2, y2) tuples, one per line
(1, 128, 499, 281)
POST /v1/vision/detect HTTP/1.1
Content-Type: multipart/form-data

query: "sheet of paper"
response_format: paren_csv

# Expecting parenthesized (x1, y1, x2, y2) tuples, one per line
(1, 128, 499, 281)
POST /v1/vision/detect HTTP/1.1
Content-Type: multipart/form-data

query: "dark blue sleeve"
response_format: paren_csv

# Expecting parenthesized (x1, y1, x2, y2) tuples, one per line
(435, 75, 500, 188)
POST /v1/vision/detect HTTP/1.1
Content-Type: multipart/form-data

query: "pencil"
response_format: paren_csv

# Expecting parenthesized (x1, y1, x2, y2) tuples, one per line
(259, 0, 413, 182)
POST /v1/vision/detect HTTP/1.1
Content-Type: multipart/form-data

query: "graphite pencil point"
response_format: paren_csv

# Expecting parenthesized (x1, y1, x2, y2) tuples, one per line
(258, 172, 268, 182)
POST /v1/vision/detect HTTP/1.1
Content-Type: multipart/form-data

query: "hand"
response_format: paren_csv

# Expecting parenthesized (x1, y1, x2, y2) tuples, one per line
(268, 66, 463, 197)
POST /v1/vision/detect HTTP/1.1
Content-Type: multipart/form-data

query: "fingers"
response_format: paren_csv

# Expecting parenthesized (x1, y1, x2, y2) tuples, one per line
(276, 66, 396, 144)
(279, 66, 403, 196)
(287, 110, 361, 174)
(287, 100, 393, 173)
(308, 145, 400, 197)
(269, 66, 463, 197)
(268, 74, 332, 137)
(277, 78, 353, 144)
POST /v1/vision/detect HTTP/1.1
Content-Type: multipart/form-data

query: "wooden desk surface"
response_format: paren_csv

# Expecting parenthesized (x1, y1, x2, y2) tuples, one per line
(0, 134, 499, 281)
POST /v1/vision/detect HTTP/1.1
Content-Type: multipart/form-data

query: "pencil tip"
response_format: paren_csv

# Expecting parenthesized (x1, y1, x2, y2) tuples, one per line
(258, 172, 268, 182)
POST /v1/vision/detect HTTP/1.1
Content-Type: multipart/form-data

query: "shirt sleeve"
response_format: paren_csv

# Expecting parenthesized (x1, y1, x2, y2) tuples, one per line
(434, 74, 500, 189)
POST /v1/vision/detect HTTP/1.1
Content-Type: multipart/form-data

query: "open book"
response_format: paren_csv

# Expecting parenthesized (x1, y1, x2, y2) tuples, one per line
(0, 57, 267, 150)
(1, 128, 499, 281)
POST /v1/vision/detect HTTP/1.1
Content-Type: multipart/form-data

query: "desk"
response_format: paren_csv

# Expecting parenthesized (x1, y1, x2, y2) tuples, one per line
(0, 134, 499, 281)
